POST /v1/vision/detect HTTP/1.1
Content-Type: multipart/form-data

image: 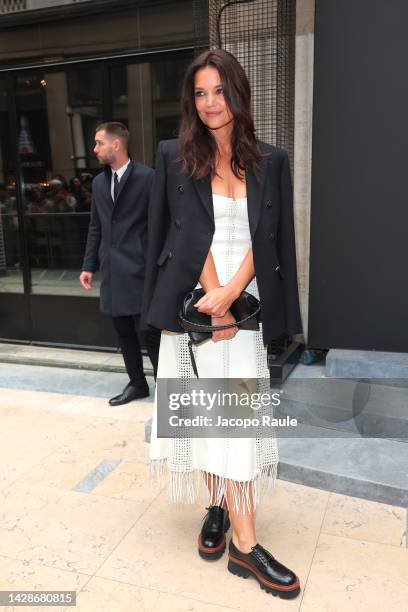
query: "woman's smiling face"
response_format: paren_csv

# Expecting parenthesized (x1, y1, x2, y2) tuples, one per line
(194, 65, 233, 131)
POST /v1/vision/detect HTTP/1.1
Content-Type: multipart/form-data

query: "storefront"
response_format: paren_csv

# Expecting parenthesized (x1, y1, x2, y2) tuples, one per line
(0, 0, 198, 347)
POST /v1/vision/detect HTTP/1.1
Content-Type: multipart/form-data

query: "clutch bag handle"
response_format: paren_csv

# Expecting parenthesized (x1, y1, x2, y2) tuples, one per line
(179, 303, 261, 333)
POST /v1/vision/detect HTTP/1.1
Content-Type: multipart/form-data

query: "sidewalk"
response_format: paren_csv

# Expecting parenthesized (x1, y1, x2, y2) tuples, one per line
(0, 361, 407, 611)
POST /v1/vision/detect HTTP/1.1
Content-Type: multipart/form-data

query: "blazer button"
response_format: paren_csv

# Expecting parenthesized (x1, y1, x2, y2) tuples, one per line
(174, 219, 182, 229)
(176, 185, 184, 193)
(270, 232, 276, 240)
(168, 251, 173, 259)
(266, 200, 273, 208)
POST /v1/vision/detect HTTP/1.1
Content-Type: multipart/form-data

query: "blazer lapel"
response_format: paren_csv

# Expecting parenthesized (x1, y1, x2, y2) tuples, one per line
(190, 149, 268, 231)
(103, 166, 113, 204)
(192, 174, 214, 223)
(246, 154, 268, 239)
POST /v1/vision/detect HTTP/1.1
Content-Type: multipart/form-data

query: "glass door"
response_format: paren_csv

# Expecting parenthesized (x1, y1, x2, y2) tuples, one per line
(1, 50, 192, 346)
(15, 68, 103, 297)
(0, 77, 24, 294)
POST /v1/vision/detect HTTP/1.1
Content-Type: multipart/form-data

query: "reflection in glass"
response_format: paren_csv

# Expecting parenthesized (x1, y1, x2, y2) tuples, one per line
(111, 55, 191, 166)
(67, 68, 103, 170)
(152, 56, 191, 152)
(15, 71, 102, 297)
(0, 78, 23, 293)
(5, 56, 191, 297)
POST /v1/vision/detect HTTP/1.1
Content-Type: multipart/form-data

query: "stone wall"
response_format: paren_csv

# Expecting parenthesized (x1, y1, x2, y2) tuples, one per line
(294, 0, 314, 341)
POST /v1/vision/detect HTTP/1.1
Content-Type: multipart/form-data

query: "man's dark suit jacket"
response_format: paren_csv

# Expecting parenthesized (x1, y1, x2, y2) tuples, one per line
(141, 139, 302, 345)
(82, 160, 154, 317)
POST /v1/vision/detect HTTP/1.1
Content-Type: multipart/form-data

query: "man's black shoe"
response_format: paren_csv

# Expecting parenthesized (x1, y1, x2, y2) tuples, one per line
(198, 505, 230, 560)
(109, 381, 149, 406)
(228, 540, 300, 599)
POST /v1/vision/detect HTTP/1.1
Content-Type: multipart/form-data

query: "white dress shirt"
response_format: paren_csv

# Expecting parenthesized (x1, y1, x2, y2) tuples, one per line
(110, 158, 131, 201)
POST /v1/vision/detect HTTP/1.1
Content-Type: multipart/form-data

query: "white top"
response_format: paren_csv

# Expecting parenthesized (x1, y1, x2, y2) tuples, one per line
(110, 158, 130, 200)
(195, 193, 257, 298)
(211, 193, 251, 287)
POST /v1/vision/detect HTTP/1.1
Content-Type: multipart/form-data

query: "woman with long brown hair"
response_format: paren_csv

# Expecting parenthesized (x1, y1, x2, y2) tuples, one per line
(142, 48, 302, 600)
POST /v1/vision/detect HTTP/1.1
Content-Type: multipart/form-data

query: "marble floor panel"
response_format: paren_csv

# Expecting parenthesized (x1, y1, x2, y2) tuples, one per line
(95, 480, 326, 611)
(321, 491, 406, 547)
(56, 417, 151, 464)
(0, 554, 89, 612)
(70, 576, 237, 612)
(0, 482, 151, 575)
(1, 384, 407, 612)
(53, 394, 154, 421)
(300, 533, 408, 612)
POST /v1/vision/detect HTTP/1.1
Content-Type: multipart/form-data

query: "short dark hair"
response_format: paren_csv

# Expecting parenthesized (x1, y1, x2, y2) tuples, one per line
(95, 121, 129, 146)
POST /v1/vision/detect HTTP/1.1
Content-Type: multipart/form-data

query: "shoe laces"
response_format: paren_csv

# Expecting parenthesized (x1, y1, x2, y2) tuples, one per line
(202, 505, 225, 529)
(251, 543, 275, 567)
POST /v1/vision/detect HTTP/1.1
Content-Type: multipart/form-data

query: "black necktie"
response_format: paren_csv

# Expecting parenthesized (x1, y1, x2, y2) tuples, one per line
(113, 172, 119, 202)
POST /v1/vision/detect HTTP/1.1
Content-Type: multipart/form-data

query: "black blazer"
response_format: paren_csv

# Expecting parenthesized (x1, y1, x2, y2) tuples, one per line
(141, 139, 302, 344)
(82, 160, 154, 317)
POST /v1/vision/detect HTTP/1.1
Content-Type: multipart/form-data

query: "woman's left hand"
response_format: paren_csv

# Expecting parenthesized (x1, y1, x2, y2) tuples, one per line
(194, 285, 237, 317)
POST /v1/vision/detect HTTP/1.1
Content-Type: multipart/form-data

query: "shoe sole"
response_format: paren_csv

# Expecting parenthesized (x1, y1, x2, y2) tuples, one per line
(198, 517, 231, 561)
(108, 392, 149, 406)
(228, 556, 301, 599)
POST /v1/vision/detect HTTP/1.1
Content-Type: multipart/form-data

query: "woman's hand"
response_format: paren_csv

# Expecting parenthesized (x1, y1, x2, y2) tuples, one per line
(211, 310, 238, 342)
(194, 285, 238, 317)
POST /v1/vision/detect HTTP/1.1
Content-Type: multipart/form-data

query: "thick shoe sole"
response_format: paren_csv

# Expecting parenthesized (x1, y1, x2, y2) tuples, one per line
(198, 517, 231, 561)
(228, 557, 301, 599)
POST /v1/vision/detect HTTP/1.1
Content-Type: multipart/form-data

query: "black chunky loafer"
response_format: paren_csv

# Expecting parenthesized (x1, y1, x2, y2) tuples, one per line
(198, 506, 230, 560)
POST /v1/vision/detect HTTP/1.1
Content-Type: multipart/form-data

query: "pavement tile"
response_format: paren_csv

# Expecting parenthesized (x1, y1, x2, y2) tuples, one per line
(95, 480, 323, 610)
(0, 388, 72, 411)
(0, 406, 95, 463)
(321, 491, 406, 547)
(18, 453, 114, 492)
(92, 461, 163, 502)
(0, 482, 145, 574)
(0, 554, 88, 612)
(300, 533, 408, 612)
(0, 460, 39, 493)
(73, 576, 236, 612)
(57, 418, 150, 464)
(53, 394, 154, 421)
(1, 381, 406, 611)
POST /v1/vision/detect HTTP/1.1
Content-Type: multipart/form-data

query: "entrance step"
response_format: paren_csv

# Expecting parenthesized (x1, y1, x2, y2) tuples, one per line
(0, 341, 153, 376)
(326, 348, 408, 378)
(144, 417, 408, 508)
(277, 429, 408, 508)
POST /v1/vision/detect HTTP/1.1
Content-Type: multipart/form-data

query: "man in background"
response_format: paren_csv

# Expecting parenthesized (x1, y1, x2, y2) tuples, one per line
(80, 122, 160, 405)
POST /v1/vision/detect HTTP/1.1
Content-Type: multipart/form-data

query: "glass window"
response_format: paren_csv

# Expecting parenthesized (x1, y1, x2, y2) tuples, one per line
(110, 54, 191, 166)
(15, 70, 102, 297)
(0, 78, 24, 294)
(5, 54, 191, 297)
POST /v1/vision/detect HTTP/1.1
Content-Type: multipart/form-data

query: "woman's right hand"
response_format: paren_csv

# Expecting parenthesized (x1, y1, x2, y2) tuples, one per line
(211, 310, 238, 342)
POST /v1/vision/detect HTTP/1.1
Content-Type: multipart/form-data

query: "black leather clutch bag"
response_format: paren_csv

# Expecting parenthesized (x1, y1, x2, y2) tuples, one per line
(178, 288, 261, 377)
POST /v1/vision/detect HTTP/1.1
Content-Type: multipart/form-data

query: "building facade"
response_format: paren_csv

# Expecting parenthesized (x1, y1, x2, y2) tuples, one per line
(1, 0, 315, 351)
(0, 0, 196, 346)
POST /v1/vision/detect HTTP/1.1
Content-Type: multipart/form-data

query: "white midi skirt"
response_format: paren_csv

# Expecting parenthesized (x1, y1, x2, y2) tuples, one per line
(149, 194, 279, 513)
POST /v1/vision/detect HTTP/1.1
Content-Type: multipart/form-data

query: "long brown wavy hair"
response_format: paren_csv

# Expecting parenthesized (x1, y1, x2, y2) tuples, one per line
(178, 48, 261, 180)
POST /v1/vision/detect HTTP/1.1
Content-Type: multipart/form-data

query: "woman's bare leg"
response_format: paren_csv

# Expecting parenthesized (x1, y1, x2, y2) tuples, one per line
(225, 479, 257, 553)
(203, 471, 227, 508)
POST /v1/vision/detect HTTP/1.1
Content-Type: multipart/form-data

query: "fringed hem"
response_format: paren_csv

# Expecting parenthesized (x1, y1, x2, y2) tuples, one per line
(148, 457, 278, 515)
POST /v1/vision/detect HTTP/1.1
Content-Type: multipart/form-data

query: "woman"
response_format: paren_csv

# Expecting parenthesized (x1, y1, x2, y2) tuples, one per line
(142, 49, 302, 600)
